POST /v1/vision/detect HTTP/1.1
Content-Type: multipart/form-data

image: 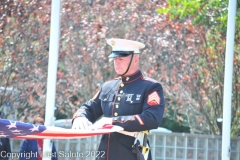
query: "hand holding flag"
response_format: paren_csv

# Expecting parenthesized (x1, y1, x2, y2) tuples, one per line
(91, 117, 112, 130)
(72, 117, 92, 130)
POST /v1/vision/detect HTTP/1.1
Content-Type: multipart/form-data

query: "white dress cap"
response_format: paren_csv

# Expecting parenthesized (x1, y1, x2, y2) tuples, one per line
(107, 38, 145, 53)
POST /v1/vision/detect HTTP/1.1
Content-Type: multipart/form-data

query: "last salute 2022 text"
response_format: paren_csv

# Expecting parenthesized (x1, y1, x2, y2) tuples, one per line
(58, 151, 105, 158)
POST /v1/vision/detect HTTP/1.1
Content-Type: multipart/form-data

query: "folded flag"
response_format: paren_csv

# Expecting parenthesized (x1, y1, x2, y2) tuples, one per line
(0, 119, 123, 139)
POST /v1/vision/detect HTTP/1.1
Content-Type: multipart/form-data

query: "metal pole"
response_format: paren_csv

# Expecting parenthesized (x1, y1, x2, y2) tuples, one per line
(222, 0, 237, 159)
(43, 0, 61, 159)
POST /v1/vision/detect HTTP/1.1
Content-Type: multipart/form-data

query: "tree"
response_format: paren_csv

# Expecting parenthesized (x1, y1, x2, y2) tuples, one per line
(0, 0, 52, 122)
(1, 0, 230, 134)
(157, 0, 240, 135)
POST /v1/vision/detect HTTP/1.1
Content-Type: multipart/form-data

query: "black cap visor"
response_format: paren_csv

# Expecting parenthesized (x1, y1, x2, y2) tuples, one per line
(108, 51, 135, 58)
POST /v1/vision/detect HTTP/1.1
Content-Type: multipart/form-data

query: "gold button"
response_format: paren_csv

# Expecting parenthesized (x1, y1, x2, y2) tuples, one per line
(121, 118, 125, 122)
(120, 83, 124, 87)
(126, 77, 129, 81)
(120, 90, 123, 94)
(114, 112, 118, 116)
(116, 105, 119, 108)
(104, 98, 107, 101)
(118, 97, 121, 101)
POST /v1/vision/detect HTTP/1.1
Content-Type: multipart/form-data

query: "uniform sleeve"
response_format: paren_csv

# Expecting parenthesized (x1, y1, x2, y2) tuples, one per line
(5, 138, 11, 154)
(19, 140, 28, 160)
(1, 138, 11, 160)
(51, 141, 58, 160)
(72, 88, 103, 123)
(112, 83, 165, 132)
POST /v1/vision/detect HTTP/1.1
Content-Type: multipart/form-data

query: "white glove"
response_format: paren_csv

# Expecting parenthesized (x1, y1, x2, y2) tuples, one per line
(72, 117, 92, 130)
(91, 117, 112, 130)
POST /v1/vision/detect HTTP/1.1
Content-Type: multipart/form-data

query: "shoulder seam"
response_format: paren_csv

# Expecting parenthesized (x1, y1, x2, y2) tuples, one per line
(141, 76, 160, 84)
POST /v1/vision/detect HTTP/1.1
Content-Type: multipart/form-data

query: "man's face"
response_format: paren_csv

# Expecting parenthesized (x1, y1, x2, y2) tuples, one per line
(113, 55, 132, 75)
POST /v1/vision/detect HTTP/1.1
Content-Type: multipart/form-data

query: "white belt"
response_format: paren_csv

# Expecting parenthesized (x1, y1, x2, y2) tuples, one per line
(117, 130, 138, 137)
(118, 130, 150, 160)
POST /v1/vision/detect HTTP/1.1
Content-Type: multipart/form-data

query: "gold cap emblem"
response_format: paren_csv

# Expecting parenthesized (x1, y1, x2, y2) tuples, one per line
(111, 40, 115, 46)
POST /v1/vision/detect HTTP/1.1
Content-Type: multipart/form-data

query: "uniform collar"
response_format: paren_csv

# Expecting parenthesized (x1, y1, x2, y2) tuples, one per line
(121, 70, 142, 83)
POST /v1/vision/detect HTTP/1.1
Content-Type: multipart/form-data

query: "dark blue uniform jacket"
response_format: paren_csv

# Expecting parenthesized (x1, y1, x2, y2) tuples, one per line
(0, 138, 11, 160)
(73, 70, 165, 160)
(19, 139, 58, 160)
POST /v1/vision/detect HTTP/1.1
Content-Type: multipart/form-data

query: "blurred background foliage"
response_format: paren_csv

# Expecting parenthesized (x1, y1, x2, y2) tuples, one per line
(0, 0, 239, 135)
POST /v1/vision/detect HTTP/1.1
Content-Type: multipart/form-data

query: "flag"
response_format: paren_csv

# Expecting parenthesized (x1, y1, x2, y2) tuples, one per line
(0, 119, 123, 139)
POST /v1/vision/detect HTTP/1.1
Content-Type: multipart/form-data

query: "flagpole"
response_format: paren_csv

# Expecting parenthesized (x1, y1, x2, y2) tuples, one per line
(221, 0, 237, 159)
(43, 0, 61, 159)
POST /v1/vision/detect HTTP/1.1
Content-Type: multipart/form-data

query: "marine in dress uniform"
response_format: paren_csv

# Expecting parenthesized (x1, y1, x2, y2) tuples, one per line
(72, 39, 165, 160)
